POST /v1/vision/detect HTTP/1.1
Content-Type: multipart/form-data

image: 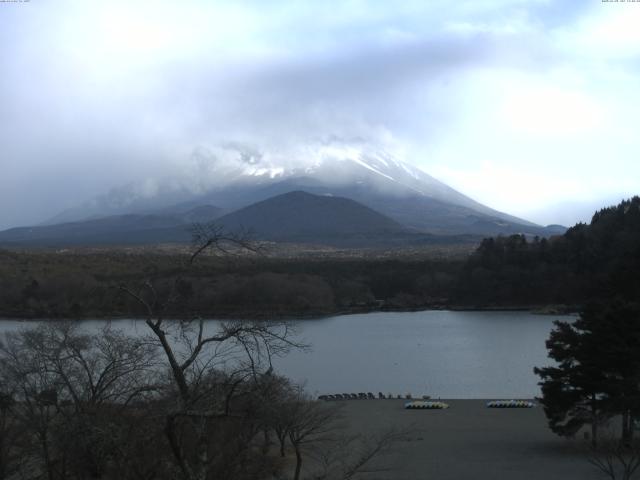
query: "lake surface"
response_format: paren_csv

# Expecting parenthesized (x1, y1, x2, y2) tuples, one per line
(0, 310, 573, 398)
(276, 310, 570, 398)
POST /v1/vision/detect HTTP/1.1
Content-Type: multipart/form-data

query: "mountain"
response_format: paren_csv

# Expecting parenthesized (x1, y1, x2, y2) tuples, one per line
(177, 205, 225, 223)
(23, 140, 564, 243)
(215, 190, 407, 244)
(40, 141, 557, 234)
(0, 205, 224, 247)
(0, 192, 478, 248)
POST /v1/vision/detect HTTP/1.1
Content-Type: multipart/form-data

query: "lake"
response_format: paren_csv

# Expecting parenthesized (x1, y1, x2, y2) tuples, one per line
(0, 310, 572, 398)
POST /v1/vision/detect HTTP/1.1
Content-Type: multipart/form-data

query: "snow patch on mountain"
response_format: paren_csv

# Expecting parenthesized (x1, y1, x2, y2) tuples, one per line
(244, 166, 285, 178)
(175, 140, 436, 195)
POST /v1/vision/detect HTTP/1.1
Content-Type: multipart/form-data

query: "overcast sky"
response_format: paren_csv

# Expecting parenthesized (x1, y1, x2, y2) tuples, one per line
(1, 0, 639, 229)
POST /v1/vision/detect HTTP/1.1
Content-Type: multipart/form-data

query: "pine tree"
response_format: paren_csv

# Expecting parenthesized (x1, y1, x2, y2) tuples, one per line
(534, 318, 609, 446)
(535, 301, 640, 446)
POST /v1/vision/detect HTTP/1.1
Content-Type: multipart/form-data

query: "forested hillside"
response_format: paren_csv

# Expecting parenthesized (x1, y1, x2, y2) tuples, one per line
(458, 196, 640, 306)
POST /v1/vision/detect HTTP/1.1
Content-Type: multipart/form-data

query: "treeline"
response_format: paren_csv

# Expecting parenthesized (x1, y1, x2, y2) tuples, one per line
(0, 251, 461, 319)
(458, 196, 640, 307)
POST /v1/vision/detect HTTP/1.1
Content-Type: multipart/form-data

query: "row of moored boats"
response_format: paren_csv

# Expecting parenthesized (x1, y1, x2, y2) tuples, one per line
(318, 392, 431, 401)
(404, 400, 537, 410)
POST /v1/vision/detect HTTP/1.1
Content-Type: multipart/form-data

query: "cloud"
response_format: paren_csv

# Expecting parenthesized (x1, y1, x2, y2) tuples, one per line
(0, 0, 638, 229)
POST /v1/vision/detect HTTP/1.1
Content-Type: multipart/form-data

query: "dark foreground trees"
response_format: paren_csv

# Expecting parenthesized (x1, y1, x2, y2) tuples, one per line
(0, 322, 399, 480)
(0, 321, 291, 479)
(0, 322, 161, 479)
(535, 301, 640, 447)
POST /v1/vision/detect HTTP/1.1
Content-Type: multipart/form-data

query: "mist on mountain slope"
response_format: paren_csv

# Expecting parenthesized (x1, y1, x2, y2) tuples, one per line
(44, 139, 535, 229)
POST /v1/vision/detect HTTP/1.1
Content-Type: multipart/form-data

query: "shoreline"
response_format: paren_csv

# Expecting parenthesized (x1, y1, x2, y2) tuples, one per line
(0, 303, 579, 322)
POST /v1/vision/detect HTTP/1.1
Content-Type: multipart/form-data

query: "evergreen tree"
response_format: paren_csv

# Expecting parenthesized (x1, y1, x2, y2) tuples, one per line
(535, 301, 640, 446)
(534, 317, 610, 446)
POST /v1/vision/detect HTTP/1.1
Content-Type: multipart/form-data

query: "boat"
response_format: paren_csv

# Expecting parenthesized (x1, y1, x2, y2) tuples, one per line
(486, 400, 535, 408)
(405, 400, 449, 409)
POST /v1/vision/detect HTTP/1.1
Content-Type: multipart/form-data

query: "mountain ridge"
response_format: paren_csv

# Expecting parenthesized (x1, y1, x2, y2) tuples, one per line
(41, 142, 542, 230)
(0, 192, 482, 248)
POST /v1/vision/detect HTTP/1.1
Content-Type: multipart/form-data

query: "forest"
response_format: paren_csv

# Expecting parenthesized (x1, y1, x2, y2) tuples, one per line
(458, 196, 640, 307)
(1, 197, 639, 320)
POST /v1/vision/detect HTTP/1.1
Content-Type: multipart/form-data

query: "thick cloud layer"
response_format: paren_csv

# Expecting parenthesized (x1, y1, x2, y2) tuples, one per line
(1, 0, 638, 229)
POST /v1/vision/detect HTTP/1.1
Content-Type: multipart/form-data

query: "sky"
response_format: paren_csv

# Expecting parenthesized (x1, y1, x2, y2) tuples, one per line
(1, 0, 639, 229)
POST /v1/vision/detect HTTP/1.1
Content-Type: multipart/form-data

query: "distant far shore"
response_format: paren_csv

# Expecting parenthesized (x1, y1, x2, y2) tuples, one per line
(0, 243, 592, 321)
(0, 303, 579, 321)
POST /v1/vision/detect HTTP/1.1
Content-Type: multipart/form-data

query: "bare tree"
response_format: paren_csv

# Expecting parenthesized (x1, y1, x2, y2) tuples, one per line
(312, 428, 408, 480)
(0, 389, 22, 480)
(0, 326, 69, 480)
(22, 323, 158, 410)
(119, 223, 305, 480)
(268, 387, 408, 480)
(284, 389, 343, 480)
(587, 436, 640, 480)
(0, 322, 160, 480)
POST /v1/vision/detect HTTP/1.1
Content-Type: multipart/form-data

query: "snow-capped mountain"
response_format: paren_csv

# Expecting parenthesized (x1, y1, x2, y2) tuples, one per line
(40, 139, 555, 238)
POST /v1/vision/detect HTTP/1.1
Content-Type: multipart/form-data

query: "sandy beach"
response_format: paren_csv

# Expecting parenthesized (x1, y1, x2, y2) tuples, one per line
(336, 399, 601, 479)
